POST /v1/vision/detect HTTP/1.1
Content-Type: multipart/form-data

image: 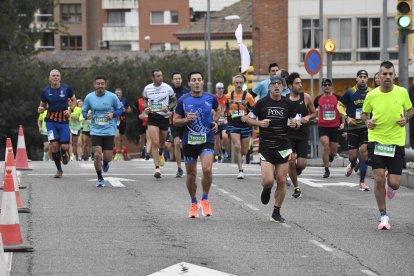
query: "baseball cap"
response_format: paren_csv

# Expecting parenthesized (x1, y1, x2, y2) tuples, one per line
(322, 78, 332, 86)
(216, 82, 224, 89)
(270, 76, 284, 83)
(356, 70, 368, 77)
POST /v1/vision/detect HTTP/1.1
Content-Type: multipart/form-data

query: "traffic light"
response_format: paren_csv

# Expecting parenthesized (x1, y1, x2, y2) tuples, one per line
(397, 0, 412, 30)
(244, 66, 254, 91)
(323, 39, 336, 53)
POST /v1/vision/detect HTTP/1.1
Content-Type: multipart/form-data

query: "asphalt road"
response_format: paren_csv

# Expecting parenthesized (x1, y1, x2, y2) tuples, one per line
(3, 158, 414, 276)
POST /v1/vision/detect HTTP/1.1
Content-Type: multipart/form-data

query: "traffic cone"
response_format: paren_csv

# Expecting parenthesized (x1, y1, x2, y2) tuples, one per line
(4, 138, 12, 162)
(0, 234, 8, 276)
(15, 125, 31, 171)
(0, 170, 33, 252)
(1, 149, 30, 213)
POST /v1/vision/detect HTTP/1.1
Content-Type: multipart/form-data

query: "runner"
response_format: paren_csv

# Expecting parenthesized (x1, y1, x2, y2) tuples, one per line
(38, 69, 76, 178)
(338, 69, 372, 191)
(82, 76, 123, 187)
(314, 79, 344, 178)
(173, 71, 219, 218)
(361, 61, 414, 230)
(37, 107, 51, 161)
(143, 69, 177, 179)
(245, 76, 298, 223)
(214, 82, 230, 163)
(225, 75, 256, 179)
(286, 72, 317, 198)
(114, 88, 131, 161)
(69, 99, 84, 161)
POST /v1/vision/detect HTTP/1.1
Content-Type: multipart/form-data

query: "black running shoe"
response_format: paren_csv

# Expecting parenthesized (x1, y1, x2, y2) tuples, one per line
(292, 187, 302, 198)
(54, 170, 63, 178)
(270, 209, 285, 223)
(329, 154, 334, 162)
(323, 169, 330, 178)
(61, 151, 69, 165)
(261, 187, 272, 205)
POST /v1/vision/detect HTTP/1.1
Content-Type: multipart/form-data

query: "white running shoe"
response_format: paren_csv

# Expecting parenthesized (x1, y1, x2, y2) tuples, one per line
(237, 171, 244, 179)
(377, 215, 391, 230)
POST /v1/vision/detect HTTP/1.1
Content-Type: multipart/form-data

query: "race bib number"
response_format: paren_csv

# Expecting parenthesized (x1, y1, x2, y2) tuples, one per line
(47, 130, 55, 141)
(95, 114, 109, 126)
(374, 143, 396, 157)
(323, 111, 336, 121)
(231, 110, 244, 119)
(150, 102, 163, 112)
(218, 115, 227, 125)
(278, 148, 292, 159)
(188, 132, 207, 145)
(355, 108, 362, 120)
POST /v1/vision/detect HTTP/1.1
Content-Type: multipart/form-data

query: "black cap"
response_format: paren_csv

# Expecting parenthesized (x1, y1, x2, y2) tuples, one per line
(356, 70, 368, 77)
(322, 78, 332, 86)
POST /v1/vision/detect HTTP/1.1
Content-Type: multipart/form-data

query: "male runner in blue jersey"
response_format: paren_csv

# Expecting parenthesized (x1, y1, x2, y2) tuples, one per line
(38, 69, 76, 178)
(174, 71, 220, 218)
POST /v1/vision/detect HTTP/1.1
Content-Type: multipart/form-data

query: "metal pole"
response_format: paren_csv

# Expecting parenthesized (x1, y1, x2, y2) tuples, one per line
(204, 14, 207, 75)
(327, 53, 332, 80)
(318, 0, 324, 94)
(380, 0, 389, 61)
(399, 30, 409, 89)
(207, 0, 212, 93)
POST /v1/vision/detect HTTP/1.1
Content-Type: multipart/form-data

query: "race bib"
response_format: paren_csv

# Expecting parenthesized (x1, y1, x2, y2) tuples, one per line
(355, 108, 362, 120)
(374, 143, 396, 157)
(323, 111, 336, 121)
(278, 148, 293, 158)
(188, 132, 207, 145)
(150, 102, 163, 112)
(95, 114, 109, 126)
(231, 110, 244, 119)
(47, 130, 55, 141)
(218, 115, 227, 125)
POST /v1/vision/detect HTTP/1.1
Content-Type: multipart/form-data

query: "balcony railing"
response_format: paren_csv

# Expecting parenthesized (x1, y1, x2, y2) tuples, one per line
(102, 26, 139, 41)
(102, 0, 138, 10)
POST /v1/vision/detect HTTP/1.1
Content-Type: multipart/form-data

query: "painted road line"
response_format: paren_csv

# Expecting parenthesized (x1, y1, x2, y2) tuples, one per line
(148, 262, 235, 276)
(244, 203, 259, 211)
(361, 270, 379, 276)
(229, 195, 243, 202)
(217, 188, 229, 194)
(309, 240, 335, 252)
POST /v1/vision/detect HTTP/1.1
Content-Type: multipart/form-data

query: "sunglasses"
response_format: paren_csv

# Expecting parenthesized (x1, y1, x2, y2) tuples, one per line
(323, 83, 332, 87)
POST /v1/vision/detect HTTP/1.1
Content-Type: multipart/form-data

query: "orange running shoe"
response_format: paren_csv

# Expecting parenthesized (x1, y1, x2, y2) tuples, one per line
(201, 199, 212, 217)
(188, 203, 199, 218)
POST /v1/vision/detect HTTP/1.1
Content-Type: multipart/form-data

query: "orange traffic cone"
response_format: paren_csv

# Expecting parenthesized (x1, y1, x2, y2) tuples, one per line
(0, 170, 33, 252)
(4, 138, 12, 162)
(1, 149, 30, 213)
(15, 125, 31, 171)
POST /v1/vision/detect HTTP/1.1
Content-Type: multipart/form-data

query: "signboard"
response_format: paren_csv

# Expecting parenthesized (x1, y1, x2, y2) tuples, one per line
(304, 49, 322, 76)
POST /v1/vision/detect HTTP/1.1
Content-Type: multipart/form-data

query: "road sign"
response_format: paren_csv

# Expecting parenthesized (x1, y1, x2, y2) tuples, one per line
(304, 49, 322, 76)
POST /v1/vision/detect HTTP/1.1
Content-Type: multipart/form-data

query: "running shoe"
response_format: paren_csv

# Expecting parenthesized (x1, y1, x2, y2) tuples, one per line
(377, 215, 391, 230)
(222, 151, 229, 160)
(270, 209, 285, 223)
(292, 187, 302, 198)
(159, 155, 165, 167)
(102, 161, 109, 173)
(354, 160, 360, 172)
(359, 182, 370, 191)
(261, 187, 271, 205)
(200, 199, 212, 216)
(96, 178, 105, 187)
(188, 203, 199, 218)
(329, 154, 334, 162)
(385, 182, 396, 200)
(323, 169, 330, 178)
(61, 151, 70, 165)
(345, 163, 353, 177)
(154, 168, 161, 179)
(176, 167, 184, 178)
(237, 171, 244, 179)
(145, 154, 150, 160)
(54, 170, 63, 178)
(113, 153, 120, 161)
(70, 153, 74, 161)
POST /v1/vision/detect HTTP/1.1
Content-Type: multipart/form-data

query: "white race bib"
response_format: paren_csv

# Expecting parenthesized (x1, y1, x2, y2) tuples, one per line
(374, 143, 396, 157)
(323, 111, 336, 121)
(188, 131, 207, 145)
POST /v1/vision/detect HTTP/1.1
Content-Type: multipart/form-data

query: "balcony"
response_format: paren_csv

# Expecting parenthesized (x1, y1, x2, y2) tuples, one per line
(102, 25, 139, 41)
(102, 0, 138, 9)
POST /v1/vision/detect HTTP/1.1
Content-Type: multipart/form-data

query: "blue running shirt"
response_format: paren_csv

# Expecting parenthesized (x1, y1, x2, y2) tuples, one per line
(40, 83, 74, 123)
(175, 93, 218, 145)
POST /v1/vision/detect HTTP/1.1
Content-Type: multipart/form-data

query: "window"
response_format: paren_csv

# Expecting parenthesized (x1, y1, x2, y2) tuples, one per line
(327, 18, 352, 61)
(61, 36, 82, 50)
(151, 12, 164, 24)
(301, 19, 319, 61)
(61, 4, 81, 23)
(39, 33, 54, 50)
(107, 11, 126, 26)
(357, 18, 381, 60)
(150, 11, 179, 25)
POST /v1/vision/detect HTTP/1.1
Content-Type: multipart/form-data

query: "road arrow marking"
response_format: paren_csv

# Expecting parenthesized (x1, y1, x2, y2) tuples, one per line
(88, 177, 135, 187)
(299, 178, 358, 188)
(148, 262, 235, 276)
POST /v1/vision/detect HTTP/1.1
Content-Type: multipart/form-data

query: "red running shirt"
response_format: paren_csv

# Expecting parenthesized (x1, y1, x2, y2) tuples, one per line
(314, 94, 341, 128)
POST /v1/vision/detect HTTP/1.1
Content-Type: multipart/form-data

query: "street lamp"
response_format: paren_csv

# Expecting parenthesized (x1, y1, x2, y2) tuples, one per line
(206, 0, 240, 93)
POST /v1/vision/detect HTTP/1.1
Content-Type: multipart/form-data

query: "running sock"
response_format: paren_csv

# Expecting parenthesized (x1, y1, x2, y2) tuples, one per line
(202, 194, 208, 200)
(239, 169, 244, 173)
(359, 159, 367, 182)
(325, 167, 329, 172)
(52, 152, 62, 171)
(155, 166, 160, 169)
(191, 197, 198, 204)
(380, 208, 387, 217)
(97, 170, 103, 180)
(274, 206, 281, 214)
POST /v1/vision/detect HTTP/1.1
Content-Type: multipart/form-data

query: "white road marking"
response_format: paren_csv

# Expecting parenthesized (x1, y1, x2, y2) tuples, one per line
(79, 163, 95, 169)
(88, 177, 135, 187)
(217, 188, 229, 194)
(309, 240, 335, 252)
(361, 270, 379, 276)
(244, 203, 259, 211)
(229, 195, 243, 202)
(5, 252, 12, 275)
(148, 262, 235, 276)
(299, 178, 358, 188)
